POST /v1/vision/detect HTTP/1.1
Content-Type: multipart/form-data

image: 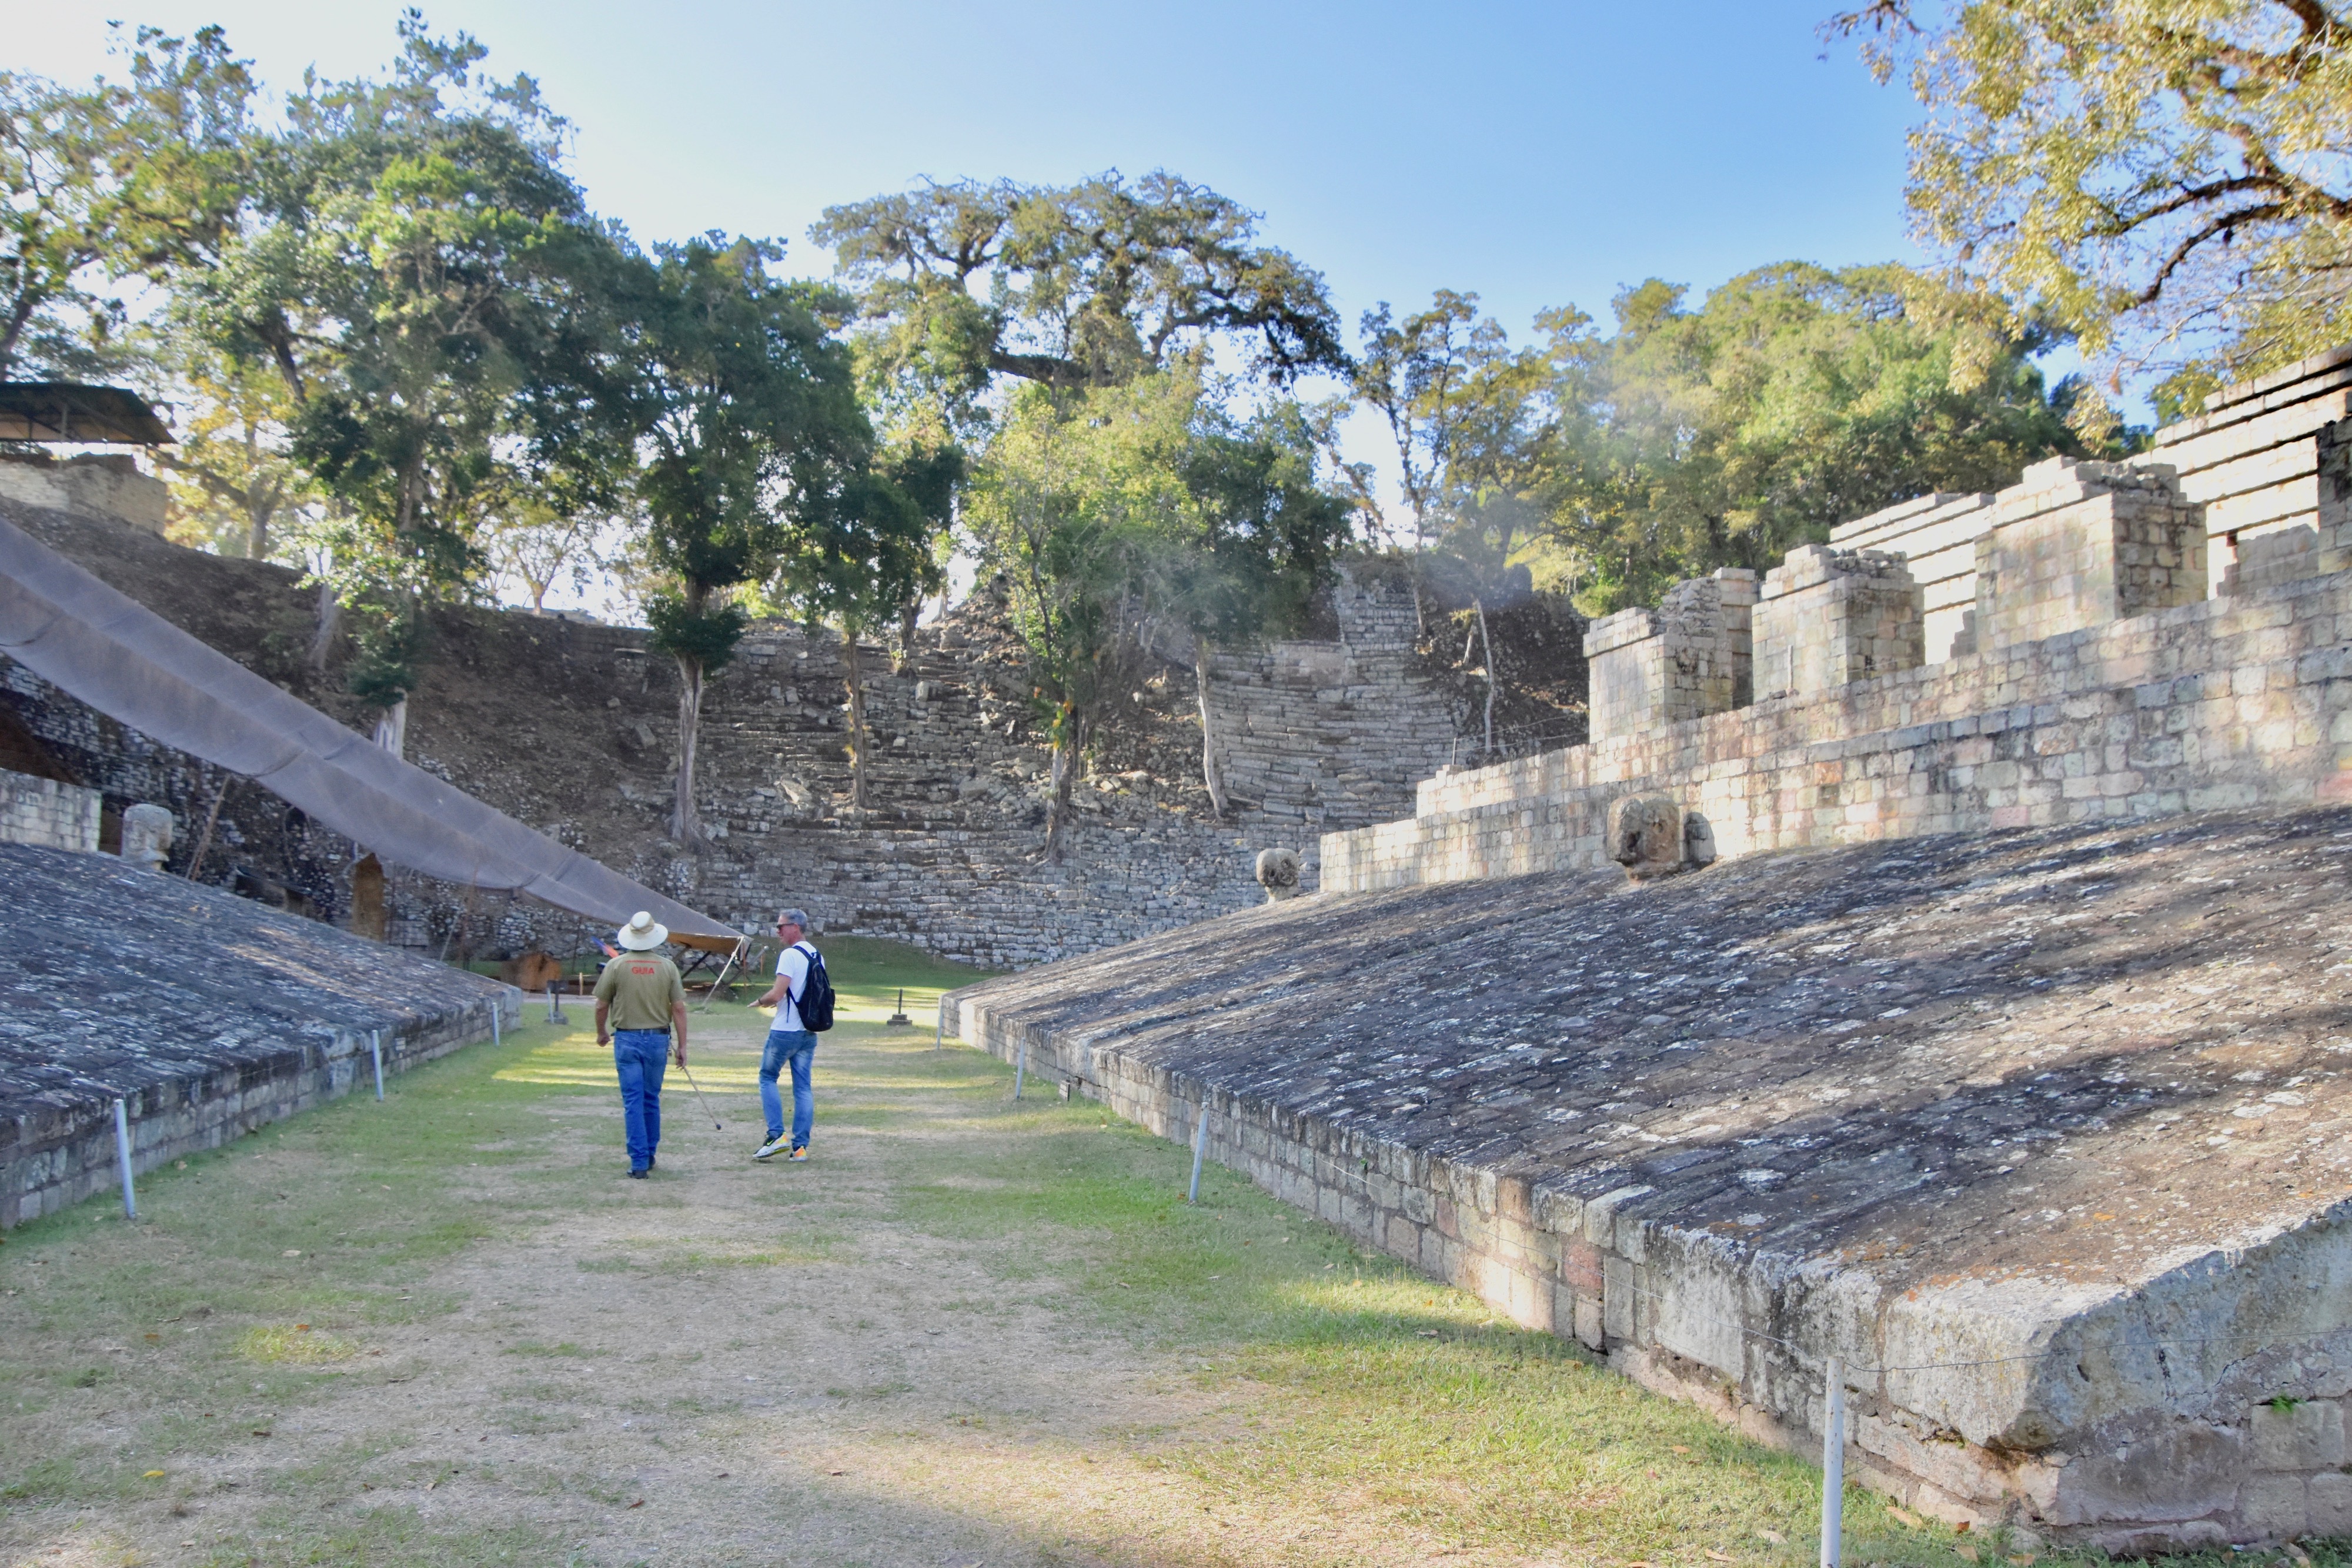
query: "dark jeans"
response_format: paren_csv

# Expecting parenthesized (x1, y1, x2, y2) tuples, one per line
(613, 1029, 669, 1171)
(760, 1028, 816, 1147)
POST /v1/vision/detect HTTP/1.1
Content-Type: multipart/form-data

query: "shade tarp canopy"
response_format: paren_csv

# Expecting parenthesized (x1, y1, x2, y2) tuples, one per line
(0, 510, 743, 954)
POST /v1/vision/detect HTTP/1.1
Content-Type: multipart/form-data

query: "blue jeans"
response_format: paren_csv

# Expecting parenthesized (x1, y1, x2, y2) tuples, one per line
(760, 1028, 816, 1148)
(613, 1029, 669, 1171)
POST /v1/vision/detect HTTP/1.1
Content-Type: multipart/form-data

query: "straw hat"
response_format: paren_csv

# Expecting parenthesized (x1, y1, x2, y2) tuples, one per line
(615, 911, 669, 951)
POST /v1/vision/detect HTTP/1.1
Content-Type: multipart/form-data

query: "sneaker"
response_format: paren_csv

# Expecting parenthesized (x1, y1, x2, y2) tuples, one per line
(628, 1167, 649, 1179)
(754, 1132, 791, 1161)
(786, 1145, 809, 1162)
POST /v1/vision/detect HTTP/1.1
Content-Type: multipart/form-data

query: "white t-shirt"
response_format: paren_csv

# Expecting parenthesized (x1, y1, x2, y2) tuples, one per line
(774, 942, 811, 1032)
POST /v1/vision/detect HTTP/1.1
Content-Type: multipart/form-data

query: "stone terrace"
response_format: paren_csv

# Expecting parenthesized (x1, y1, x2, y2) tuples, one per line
(946, 806, 2352, 1549)
(0, 843, 516, 1227)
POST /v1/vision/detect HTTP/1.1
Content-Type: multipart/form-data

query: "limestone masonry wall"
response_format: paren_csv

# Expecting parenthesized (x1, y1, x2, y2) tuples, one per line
(0, 498, 1487, 971)
(0, 765, 99, 852)
(1327, 347, 2352, 895)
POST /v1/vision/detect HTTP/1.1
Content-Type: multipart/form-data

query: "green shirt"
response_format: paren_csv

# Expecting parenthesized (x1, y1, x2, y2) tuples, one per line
(594, 950, 684, 1032)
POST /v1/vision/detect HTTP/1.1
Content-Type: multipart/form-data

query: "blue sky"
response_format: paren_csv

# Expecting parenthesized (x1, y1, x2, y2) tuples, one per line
(19, 2, 1935, 607)
(21, 1, 1926, 343)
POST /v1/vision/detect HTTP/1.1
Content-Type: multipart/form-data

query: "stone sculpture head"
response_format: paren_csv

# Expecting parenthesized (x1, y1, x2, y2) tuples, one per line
(1255, 847, 1304, 902)
(121, 803, 173, 873)
(1606, 794, 1684, 882)
(1683, 810, 1718, 868)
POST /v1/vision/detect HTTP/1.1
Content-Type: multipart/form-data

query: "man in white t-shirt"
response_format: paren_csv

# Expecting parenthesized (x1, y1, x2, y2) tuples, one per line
(753, 908, 818, 1162)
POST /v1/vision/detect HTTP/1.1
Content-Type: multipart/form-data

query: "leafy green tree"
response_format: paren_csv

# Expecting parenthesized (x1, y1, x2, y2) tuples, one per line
(180, 18, 622, 741)
(479, 489, 604, 613)
(1833, 0, 2352, 414)
(962, 376, 1190, 858)
(146, 326, 315, 562)
(1158, 399, 1354, 814)
(1545, 262, 2091, 613)
(815, 172, 1346, 420)
(0, 26, 253, 379)
(1330, 290, 1584, 754)
(619, 235, 869, 847)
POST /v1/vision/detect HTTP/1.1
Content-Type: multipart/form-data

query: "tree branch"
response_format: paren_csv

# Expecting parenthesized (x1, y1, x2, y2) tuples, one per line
(2135, 202, 2289, 305)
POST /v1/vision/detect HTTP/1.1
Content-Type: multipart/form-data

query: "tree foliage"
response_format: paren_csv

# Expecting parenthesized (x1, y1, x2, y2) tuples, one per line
(0, 26, 253, 379)
(1834, 0, 2352, 413)
(815, 172, 1346, 420)
(620, 233, 871, 845)
(1349, 265, 2094, 618)
(965, 366, 1349, 846)
(179, 15, 625, 716)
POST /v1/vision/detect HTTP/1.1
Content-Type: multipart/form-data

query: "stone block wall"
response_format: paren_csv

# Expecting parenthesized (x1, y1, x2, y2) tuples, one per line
(1842, 347, 2352, 631)
(1752, 545, 1924, 700)
(943, 961, 2352, 1550)
(1204, 573, 1460, 840)
(0, 765, 99, 852)
(1585, 568, 1757, 741)
(0, 453, 167, 534)
(1968, 458, 2206, 653)
(1325, 554, 2352, 891)
(1829, 493, 1994, 664)
(6, 992, 514, 1228)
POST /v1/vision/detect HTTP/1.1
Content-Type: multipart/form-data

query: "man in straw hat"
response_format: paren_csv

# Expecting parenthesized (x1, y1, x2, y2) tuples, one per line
(593, 911, 689, 1178)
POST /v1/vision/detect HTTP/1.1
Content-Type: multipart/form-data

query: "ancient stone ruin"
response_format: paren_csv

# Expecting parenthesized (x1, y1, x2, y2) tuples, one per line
(947, 345, 2352, 1549)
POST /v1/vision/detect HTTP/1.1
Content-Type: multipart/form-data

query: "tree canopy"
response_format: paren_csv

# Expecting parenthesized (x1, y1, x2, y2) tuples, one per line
(814, 172, 1347, 417)
(1835, 0, 2352, 415)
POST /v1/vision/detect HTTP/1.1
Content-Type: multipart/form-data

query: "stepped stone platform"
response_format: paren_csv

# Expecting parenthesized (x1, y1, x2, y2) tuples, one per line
(945, 805, 2352, 1550)
(0, 843, 518, 1228)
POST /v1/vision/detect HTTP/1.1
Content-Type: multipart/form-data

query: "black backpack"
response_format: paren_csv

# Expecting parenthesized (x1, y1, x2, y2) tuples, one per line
(790, 942, 834, 1032)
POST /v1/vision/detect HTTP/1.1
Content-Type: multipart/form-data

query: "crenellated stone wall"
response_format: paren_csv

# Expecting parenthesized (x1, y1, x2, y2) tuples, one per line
(1327, 360, 2352, 897)
(1585, 568, 1757, 742)
(1752, 544, 1923, 701)
(0, 765, 99, 852)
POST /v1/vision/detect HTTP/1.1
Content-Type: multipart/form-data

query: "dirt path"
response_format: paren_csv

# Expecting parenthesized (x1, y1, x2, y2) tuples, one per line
(4, 999, 1870, 1568)
(0, 1008, 1526, 1568)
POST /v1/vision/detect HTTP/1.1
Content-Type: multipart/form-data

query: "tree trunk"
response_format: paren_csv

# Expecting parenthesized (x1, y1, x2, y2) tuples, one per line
(671, 654, 708, 847)
(246, 504, 269, 561)
(895, 600, 920, 674)
(1475, 596, 1496, 761)
(843, 628, 870, 810)
(309, 579, 340, 672)
(372, 697, 407, 758)
(1192, 631, 1230, 816)
(1042, 707, 1083, 862)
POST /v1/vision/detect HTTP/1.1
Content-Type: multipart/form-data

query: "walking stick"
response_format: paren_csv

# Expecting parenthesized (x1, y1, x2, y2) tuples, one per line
(677, 1061, 722, 1131)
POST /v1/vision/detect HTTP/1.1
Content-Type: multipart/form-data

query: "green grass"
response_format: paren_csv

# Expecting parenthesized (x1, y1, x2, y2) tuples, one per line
(5, 975, 2331, 1568)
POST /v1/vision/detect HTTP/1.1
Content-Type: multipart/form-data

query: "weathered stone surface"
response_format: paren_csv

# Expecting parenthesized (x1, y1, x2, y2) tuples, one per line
(1, 500, 1514, 971)
(1585, 569, 1755, 742)
(0, 842, 515, 1227)
(946, 805, 2352, 1543)
(1752, 546, 1924, 700)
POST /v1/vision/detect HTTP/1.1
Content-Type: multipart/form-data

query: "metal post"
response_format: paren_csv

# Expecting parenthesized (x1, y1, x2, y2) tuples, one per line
(113, 1098, 136, 1221)
(491, 995, 502, 1048)
(370, 1029, 384, 1101)
(1188, 1097, 1211, 1204)
(1013, 1039, 1027, 1100)
(934, 998, 944, 1052)
(1820, 1356, 1845, 1568)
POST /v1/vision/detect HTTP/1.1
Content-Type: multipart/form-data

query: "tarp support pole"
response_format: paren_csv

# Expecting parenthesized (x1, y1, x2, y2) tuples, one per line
(113, 1098, 136, 1221)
